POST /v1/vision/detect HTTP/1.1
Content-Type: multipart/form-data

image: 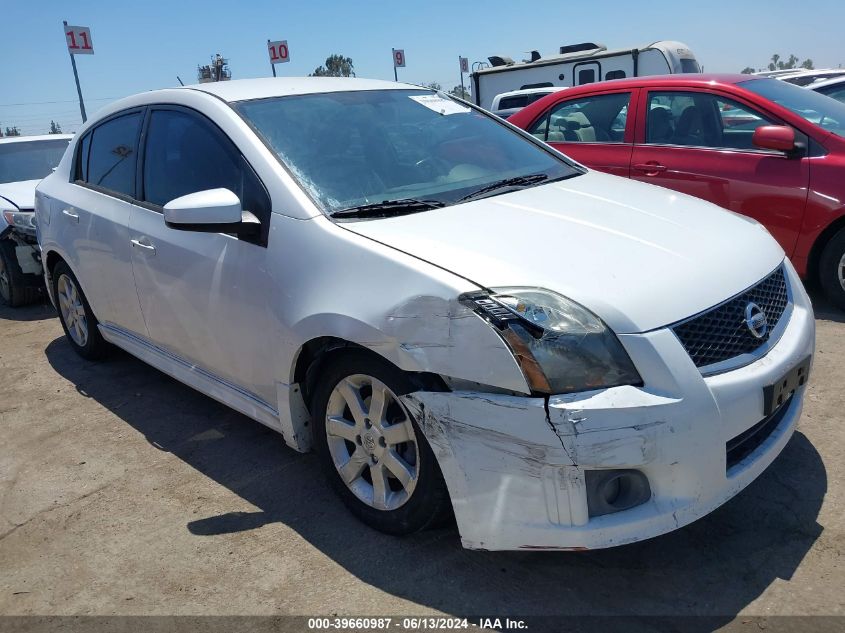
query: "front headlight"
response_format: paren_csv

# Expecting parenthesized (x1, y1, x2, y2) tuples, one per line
(2, 210, 37, 234)
(460, 288, 641, 394)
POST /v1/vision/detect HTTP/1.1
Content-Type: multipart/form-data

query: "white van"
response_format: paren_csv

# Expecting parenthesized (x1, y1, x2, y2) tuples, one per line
(472, 40, 701, 110)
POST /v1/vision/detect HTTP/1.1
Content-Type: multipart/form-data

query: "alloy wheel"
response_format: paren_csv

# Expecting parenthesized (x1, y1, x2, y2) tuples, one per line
(57, 273, 88, 347)
(325, 374, 419, 511)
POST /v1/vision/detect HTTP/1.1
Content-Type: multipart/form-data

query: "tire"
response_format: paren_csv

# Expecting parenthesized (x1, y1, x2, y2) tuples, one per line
(819, 227, 845, 311)
(0, 239, 41, 307)
(52, 260, 110, 360)
(312, 351, 452, 535)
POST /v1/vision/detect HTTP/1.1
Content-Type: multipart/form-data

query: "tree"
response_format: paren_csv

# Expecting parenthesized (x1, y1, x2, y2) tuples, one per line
(767, 53, 813, 71)
(426, 81, 442, 91)
(50, 120, 62, 134)
(310, 54, 355, 77)
(448, 85, 471, 100)
(740, 67, 756, 75)
(4, 126, 20, 137)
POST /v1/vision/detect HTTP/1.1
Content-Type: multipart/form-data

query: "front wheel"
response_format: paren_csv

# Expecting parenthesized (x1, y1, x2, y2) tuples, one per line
(312, 352, 451, 535)
(819, 227, 845, 310)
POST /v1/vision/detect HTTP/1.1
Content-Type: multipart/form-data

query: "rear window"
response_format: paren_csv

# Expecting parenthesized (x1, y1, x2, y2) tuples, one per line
(83, 113, 142, 196)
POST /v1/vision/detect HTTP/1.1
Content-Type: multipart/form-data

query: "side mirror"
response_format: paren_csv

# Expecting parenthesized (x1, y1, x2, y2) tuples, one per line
(752, 125, 796, 152)
(163, 188, 259, 236)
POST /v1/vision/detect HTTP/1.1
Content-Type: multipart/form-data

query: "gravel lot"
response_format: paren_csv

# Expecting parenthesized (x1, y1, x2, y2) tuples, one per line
(1, 288, 843, 629)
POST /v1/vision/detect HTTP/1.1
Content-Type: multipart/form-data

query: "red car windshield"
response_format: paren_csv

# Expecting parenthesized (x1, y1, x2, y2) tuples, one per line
(740, 78, 845, 138)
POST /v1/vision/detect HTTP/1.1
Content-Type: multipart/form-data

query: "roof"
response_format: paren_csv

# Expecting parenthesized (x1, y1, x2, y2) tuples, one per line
(473, 41, 692, 76)
(183, 77, 419, 102)
(0, 134, 73, 144)
(536, 73, 759, 95)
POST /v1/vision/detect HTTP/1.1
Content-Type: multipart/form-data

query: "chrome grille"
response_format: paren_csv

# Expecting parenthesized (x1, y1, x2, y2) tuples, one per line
(672, 266, 789, 369)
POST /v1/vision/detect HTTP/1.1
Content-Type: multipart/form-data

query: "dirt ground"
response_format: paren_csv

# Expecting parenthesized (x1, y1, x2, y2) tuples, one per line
(1, 288, 843, 629)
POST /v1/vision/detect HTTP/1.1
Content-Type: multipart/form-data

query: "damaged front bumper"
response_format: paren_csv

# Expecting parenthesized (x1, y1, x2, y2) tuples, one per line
(401, 269, 815, 551)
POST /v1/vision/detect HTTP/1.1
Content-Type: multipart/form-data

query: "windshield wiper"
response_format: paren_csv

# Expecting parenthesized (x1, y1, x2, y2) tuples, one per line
(330, 198, 446, 219)
(459, 173, 551, 202)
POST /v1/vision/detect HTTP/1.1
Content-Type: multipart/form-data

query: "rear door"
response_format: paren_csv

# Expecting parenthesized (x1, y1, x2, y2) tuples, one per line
(630, 88, 810, 255)
(525, 89, 637, 177)
(53, 109, 148, 336)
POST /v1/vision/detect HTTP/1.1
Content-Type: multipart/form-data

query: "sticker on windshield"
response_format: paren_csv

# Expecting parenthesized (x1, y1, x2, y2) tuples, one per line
(409, 95, 471, 115)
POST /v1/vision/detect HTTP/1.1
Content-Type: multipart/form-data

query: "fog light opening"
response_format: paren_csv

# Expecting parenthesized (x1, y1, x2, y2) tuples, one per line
(586, 469, 651, 518)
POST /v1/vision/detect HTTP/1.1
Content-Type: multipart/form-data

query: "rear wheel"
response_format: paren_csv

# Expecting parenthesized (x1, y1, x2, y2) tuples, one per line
(52, 261, 109, 360)
(312, 352, 451, 535)
(819, 227, 845, 310)
(0, 239, 41, 307)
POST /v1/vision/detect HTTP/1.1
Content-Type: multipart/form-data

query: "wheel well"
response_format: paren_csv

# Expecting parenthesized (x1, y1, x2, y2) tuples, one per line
(807, 215, 845, 284)
(292, 337, 448, 413)
(44, 250, 63, 276)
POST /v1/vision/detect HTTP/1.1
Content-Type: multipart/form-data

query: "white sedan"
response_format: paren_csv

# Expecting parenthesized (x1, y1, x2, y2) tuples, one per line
(35, 78, 814, 550)
(0, 134, 72, 306)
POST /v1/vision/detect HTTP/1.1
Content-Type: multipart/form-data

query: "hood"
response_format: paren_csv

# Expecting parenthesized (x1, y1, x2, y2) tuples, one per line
(0, 180, 39, 211)
(342, 171, 785, 333)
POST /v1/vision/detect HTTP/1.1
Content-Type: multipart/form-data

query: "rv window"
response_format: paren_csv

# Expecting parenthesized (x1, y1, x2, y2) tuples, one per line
(680, 59, 701, 73)
(578, 69, 596, 85)
(605, 70, 626, 81)
(529, 92, 631, 144)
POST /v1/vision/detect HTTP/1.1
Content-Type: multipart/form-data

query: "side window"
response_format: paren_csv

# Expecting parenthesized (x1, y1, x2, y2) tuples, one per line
(578, 69, 596, 85)
(646, 91, 775, 150)
(142, 109, 270, 234)
(143, 110, 241, 207)
(605, 70, 626, 81)
(528, 92, 631, 144)
(85, 113, 141, 196)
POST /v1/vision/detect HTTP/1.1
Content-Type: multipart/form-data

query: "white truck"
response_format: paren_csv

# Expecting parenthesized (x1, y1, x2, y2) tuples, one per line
(472, 40, 701, 110)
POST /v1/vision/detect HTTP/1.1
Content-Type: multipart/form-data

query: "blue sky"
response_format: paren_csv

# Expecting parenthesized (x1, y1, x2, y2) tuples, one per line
(3, 0, 844, 135)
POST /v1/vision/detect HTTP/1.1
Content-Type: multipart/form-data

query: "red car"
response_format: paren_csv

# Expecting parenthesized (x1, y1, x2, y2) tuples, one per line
(508, 74, 845, 308)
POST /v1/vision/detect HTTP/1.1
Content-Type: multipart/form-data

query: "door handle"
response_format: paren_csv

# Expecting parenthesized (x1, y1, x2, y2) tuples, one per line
(130, 238, 156, 255)
(61, 208, 79, 222)
(633, 162, 667, 176)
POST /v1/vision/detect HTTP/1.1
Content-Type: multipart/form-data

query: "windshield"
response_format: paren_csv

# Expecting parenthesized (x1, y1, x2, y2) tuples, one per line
(740, 78, 845, 138)
(235, 89, 579, 215)
(0, 139, 70, 184)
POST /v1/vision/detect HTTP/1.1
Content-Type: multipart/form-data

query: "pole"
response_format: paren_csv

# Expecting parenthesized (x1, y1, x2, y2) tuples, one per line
(63, 21, 87, 123)
(459, 57, 465, 99)
(268, 40, 276, 77)
(392, 48, 398, 82)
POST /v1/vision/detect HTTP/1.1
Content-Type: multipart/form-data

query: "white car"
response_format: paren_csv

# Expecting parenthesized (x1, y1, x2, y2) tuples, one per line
(36, 78, 815, 551)
(809, 75, 845, 105)
(0, 134, 72, 306)
(490, 86, 567, 118)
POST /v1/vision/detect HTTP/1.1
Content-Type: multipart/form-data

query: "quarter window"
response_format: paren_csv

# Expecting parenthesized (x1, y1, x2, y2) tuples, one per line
(528, 92, 631, 144)
(646, 91, 775, 150)
(84, 113, 141, 196)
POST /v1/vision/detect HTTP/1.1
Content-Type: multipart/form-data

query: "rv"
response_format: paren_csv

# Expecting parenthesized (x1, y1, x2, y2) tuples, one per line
(471, 41, 701, 110)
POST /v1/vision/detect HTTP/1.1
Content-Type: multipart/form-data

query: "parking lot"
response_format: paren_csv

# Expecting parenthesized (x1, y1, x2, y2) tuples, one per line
(1, 287, 843, 626)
